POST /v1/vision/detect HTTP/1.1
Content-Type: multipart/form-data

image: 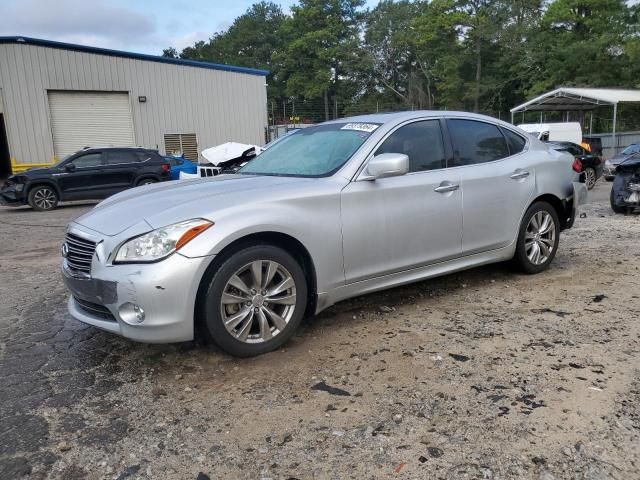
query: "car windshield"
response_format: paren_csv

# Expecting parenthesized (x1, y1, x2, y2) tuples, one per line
(622, 145, 640, 155)
(239, 122, 380, 177)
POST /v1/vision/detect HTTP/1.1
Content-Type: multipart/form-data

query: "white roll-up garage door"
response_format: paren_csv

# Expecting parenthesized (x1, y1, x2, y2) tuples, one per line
(48, 91, 135, 160)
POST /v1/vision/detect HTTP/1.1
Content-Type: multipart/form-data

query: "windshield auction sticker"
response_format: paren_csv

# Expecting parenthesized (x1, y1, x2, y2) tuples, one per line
(341, 123, 379, 133)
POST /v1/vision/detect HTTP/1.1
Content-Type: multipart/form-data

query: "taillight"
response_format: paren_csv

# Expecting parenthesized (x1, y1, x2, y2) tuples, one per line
(161, 163, 170, 173)
(572, 158, 583, 173)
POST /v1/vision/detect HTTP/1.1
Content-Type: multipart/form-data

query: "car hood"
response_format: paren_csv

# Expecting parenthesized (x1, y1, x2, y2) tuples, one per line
(609, 154, 630, 164)
(23, 167, 56, 177)
(73, 174, 315, 236)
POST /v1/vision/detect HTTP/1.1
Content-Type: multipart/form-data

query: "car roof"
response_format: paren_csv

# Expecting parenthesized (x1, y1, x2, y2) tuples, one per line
(323, 110, 518, 129)
(81, 146, 151, 151)
(77, 146, 158, 154)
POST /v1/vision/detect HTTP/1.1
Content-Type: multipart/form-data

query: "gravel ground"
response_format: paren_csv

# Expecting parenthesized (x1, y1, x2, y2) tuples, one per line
(1, 182, 639, 480)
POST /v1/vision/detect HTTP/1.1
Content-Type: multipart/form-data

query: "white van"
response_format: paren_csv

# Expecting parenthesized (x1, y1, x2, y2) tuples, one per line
(517, 122, 582, 145)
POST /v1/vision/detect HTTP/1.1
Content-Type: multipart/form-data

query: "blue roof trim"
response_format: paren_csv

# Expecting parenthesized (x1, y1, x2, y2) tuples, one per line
(0, 36, 269, 77)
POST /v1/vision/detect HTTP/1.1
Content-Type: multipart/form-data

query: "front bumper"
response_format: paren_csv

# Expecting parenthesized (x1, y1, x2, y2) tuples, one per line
(0, 184, 26, 206)
(604, 164, 617, 178)
(62, 248, 214, 343)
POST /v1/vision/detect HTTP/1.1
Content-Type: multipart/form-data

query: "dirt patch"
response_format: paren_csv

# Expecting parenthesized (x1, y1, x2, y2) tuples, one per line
(1, 183, 639, 479)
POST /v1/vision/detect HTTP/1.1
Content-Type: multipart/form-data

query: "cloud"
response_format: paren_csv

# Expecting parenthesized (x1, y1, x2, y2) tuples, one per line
(0, 0, 157, 50)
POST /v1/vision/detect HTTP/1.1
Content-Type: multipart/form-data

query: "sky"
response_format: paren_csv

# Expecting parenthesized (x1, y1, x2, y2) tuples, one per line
(0, 0, 379, 56)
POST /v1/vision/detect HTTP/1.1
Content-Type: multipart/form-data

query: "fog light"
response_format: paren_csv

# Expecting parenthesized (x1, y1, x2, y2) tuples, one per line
(119, 302, 146, 325)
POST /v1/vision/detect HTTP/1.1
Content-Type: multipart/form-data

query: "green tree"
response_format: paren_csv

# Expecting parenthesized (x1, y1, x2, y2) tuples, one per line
(360, 1, 420, 109)
(162, 47, 179, 59)
(177, 2, 288, 98)
(479, 0, 544, 116)
(411, 0, 467, 110)
(530, 0, 632, 93)
(277, 0, 366, 120)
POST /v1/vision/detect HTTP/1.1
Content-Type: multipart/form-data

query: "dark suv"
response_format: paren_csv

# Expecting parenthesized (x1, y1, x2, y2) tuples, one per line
(0, 147, 171, 211)
(545, 141, 603, 190)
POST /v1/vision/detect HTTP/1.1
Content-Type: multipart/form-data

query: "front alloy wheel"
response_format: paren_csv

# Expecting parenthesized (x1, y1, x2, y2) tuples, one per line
(221, 260, 297, 343)
(28, 185, 59, 211)
(201, 245, 307, 357)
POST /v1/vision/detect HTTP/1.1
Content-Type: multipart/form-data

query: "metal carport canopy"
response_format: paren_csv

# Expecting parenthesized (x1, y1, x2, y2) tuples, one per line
(510, 87, 640, 144)
(511, 88, 640, 113)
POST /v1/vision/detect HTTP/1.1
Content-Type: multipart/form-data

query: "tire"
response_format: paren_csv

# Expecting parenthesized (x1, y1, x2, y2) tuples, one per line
(584, 167, 597, 190)
(137, 178, 157, 186)
(28, 185, 59, 211)
(610, 188, 626, 214)
(199, 245, 308, 357)
(513, 201, 560, 274)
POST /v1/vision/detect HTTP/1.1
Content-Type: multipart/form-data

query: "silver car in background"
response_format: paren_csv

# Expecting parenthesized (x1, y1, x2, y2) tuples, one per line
(62, 112, 586, 357)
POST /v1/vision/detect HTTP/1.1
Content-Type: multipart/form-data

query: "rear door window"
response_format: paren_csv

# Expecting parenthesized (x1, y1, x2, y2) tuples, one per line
(137, 151, 156, 163)
(501, 128, 527, 156)
(375, 120, 446, 172)
(448, 119, 510, 166)
(105, 151, 140, 165)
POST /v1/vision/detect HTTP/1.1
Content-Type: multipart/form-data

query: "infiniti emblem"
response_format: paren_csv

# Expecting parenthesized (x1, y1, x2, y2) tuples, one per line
(61, 243, 69, 258)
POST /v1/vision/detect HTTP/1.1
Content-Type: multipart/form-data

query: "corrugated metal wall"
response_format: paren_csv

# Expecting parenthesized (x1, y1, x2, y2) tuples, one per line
(0, 43, 268, 168)
(586, 131, 640, 158)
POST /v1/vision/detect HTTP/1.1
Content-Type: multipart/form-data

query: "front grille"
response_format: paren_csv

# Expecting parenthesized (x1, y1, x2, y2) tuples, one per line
(65, 233, 97, 275)
(74, 297, 116, 322)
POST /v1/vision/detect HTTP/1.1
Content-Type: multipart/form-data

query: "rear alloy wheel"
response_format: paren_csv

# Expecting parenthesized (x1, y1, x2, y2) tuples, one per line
(28, 185, 59, 211)
(137, 178, 157, 186)
(584, 167, 597, 190)
(513, 201, 560, 274)
(201, 245, 308, 357)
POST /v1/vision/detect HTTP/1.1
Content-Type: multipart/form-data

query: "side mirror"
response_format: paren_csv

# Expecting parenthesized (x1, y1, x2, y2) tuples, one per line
(64, 163, 76, 172)
(363, 153, 410, 180)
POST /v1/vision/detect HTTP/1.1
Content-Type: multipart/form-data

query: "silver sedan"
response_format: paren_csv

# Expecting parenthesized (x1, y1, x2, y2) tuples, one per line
(61, 111, 587, 357)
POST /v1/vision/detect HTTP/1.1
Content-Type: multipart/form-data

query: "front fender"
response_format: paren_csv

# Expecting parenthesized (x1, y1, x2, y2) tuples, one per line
(177, 200, 346, 295)
(26, 179, 62, 198)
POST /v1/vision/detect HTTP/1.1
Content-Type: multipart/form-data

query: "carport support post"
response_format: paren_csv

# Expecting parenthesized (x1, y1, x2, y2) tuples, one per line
(612, 103, 618, 155)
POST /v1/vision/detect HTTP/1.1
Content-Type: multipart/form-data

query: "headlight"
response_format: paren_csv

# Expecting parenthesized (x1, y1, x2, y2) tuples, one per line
(114, 219, 213, 263)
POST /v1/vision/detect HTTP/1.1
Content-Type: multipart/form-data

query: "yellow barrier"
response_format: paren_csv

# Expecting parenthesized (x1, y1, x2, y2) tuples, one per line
(10, 157, 55, 173)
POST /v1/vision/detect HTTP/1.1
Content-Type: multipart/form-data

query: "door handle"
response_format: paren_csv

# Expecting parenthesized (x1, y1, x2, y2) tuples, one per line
(434, 182, 460, 193)
(510, 170, 530, 180)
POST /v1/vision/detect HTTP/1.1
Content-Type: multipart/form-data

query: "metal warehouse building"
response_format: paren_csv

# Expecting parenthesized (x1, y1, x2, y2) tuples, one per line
(0, 36, 268, 175)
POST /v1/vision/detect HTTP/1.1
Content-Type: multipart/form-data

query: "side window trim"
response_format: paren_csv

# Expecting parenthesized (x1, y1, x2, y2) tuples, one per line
(439, 118, 455, 168)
